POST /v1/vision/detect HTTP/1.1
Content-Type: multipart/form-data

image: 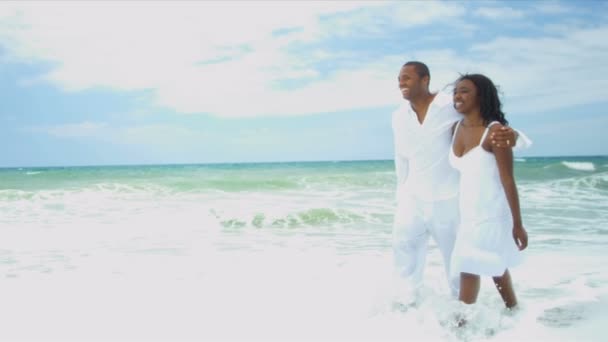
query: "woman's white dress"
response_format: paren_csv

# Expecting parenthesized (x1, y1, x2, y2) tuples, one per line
(449, 121, 522, 277)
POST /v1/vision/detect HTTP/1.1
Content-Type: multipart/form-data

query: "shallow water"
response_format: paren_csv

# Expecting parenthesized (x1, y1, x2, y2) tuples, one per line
(0, 157, 606, 341)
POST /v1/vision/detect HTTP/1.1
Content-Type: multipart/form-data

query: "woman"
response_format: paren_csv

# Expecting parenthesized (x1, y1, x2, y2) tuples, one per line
(449, 74, 528, 312)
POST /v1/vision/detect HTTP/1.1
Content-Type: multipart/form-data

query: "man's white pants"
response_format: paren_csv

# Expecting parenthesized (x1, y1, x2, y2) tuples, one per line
(392, 194, 460, 302)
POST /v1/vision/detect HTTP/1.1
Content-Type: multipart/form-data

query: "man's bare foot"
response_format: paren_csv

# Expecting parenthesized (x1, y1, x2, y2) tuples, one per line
(454, 313, 467, 327)
(391, 300, 416, 313)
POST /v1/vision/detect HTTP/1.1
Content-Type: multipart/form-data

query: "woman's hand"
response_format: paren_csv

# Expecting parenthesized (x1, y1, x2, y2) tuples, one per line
(513, 224, 528, 251)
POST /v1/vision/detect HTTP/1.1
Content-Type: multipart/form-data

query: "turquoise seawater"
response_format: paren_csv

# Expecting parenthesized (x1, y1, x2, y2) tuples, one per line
(0, 156, 606, 341)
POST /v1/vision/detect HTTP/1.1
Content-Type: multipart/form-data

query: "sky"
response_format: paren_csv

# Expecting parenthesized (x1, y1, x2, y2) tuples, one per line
(0, 0, 607, 167)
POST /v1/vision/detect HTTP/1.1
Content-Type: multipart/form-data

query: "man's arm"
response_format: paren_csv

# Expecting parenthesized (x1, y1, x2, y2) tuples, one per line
(394, 153, 409, 203)
(392, 110, 409, 200)
(394, 153, 409, 188)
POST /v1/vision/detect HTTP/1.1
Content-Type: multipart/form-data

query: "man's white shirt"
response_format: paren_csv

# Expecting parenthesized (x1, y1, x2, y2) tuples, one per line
(392, 91, 460, 202)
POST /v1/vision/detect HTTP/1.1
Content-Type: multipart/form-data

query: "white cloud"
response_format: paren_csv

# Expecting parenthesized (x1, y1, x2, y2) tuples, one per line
(0, 1, 441, 118)
(316, 1, 464, 36)
(462, 26, 608, 114)
(1, 1, 606, 121)
(28, 122, 108, 138)
(474, 6, 526, 20)
(26, 121, 211, 150)
(398, 26, 608, 117)
(391, 1, 465, 26)
(535, 2, 571, 15)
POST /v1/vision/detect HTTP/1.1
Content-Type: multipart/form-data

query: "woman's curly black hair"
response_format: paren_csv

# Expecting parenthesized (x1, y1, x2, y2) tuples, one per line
(456, 74, 509, 126)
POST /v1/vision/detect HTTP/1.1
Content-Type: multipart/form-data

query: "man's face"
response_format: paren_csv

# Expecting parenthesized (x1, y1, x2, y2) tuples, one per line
(398, 65, 427, 101)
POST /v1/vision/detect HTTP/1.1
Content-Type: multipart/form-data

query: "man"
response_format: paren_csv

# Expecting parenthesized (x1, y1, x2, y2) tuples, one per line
(391, 61, 530, 304)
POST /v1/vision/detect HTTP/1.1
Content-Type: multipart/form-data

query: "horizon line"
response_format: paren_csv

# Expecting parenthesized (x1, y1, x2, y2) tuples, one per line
(1, 154, 607, 170)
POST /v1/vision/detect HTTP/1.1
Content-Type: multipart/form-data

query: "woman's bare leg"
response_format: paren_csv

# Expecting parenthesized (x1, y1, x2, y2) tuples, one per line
(456, 272, 480, 327)
(492, 269, 517, 309)
(459, 272, 481, 304)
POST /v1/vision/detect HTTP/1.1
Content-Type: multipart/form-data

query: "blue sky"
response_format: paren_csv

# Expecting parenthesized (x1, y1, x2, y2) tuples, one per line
(1, 0, 607, 167)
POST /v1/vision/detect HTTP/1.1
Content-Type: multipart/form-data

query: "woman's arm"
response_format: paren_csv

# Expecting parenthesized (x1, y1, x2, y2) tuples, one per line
(489, 125, 528, 250)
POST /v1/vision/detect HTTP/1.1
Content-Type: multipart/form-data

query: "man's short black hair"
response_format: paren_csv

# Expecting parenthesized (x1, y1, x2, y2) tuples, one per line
(403, 61, 430, 80)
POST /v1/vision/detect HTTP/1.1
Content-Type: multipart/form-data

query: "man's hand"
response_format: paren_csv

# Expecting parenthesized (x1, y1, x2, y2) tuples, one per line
(490, 125, 518, 148)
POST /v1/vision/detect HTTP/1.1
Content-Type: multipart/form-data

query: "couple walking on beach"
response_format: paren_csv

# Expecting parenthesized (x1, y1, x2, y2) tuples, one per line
(390, 61, 530, 316)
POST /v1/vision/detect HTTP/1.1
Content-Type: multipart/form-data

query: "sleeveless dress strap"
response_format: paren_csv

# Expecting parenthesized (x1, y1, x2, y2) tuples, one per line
(451, 120, 462, 143)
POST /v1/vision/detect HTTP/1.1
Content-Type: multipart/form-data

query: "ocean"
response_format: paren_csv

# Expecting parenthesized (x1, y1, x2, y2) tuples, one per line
(0, 156, 606, 341)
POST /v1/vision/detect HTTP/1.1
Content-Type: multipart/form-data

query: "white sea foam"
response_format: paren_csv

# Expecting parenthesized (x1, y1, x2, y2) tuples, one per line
(0, 161, 606, 341)
(562, 161, 595, 171)
(515, 158, 526, 162)
(518, 173, 608, 222)
(1, 218, 604, 341)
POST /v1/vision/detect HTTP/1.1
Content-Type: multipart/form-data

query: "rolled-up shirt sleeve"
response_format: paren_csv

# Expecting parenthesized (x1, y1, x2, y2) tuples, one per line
(513, 128, 533, 151)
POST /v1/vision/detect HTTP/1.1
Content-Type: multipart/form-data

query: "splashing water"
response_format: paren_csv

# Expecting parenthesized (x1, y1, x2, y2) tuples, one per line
(0, 158, 606, 341)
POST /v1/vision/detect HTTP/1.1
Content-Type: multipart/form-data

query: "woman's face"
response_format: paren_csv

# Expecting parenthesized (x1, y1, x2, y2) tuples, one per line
(453, 79, 479, 115)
